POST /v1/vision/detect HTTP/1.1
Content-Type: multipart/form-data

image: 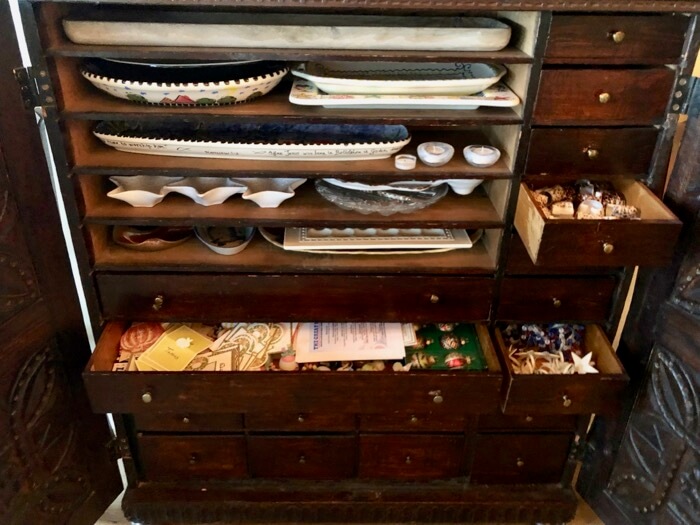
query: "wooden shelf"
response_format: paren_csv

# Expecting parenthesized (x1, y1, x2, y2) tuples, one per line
(91, 233, 497, 274)
(83, 184, 505, 228)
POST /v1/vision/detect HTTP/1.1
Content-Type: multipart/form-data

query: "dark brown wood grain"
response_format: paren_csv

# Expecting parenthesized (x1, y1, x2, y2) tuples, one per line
(133, 413, 244, 432)
(534, 68, 676, 125)
(359, 413, 469, 432)
(545, 15, 688, 63)
(246, 412, 355, 432)
(527, 128, 658, 176)
(477, 414, 578, 432)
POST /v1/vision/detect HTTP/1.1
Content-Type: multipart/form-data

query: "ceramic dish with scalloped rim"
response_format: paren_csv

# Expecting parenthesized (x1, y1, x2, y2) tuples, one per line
(163, 177, 246, 206)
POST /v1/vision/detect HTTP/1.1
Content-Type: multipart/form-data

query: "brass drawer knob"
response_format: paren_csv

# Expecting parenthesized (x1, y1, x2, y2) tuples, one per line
(562, 395, 573, 408)
(598, 92, 612, 104)
(298, 455, 306, 464)
(585, 148, 599, 160)
(552, 298, 562, 308)
(141, 391, 153, 404)
(609, 30, 626, 44)
(152, 294, 164, 311)
(297, 414, 305, 423)
(516, 458, 525, 468)
(429, 390, 444, 404)
(182, 416, 190, 424)
(189, 453, 199, 465)
(405, 456, 412, 465)
(603, 243, 615, 255)
(525, 415, 534, 423)
(410, 415, 419, 424)
(429, 294, 440, 304)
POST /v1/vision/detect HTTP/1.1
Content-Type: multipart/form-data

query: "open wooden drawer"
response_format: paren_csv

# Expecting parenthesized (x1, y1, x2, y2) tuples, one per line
(84, 322, 502, 415)
(493, 324, 628, 415)
(514, 181, 681, 267)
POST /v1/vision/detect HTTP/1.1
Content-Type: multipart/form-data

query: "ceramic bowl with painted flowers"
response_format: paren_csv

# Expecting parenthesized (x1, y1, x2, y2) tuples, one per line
(80, 58, 288, 105)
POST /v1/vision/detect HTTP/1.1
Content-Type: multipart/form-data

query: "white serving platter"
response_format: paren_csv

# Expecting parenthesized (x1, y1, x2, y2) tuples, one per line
(284, 228, 473, 251)
(64, 14, 511, 51)
(289, 79, 519, 110)
(291, 62, 506, 95)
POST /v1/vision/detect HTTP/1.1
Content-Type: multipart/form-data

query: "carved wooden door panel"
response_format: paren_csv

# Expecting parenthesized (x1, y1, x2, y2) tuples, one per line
(0, 2, 122, 524)
(578, 88, 700, 524)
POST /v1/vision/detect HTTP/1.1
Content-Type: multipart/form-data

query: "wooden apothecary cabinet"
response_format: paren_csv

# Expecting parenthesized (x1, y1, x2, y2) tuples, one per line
(13, 1, 700, 523)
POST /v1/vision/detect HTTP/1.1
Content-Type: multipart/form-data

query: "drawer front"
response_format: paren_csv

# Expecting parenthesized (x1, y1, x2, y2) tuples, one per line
(471, 433, 571, 484)
(359, 413, 470, 432)
(134, 413, 243, 432)
(497, 277, 616, 322)
(137, 435, 247, 481)
(534, 69, 675, 125)
(527, 128, 658, 176)
(546, 15, 688, 63)
(477, 414, 578, 432)
(96, 274, 494, 322)
(246, 412, 355, 431)
(248, 436, 355, 479)
(358, 435, 465, 480)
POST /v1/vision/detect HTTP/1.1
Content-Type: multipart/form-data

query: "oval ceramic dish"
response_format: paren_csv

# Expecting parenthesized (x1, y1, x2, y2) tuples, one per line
(163, 177, 247, 205)
(112, 226, 193, 251)
(195, 226, 256, 255)
(94, 122, 411, 161)
(292, 62, 506, 95)
(80, 58, 288, 105)
(107, 175, 184, 207)
(236, 178, 307, 208)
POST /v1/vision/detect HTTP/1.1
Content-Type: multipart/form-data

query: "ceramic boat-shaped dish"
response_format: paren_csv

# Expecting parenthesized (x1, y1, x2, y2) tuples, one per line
(81, 58, 288, 105)
(292, 62, 506, 95)
(112, 226, 193, 251)
(64, 13, 511, 51)
(235, 178, 307, 208)
(164, 177, 247, 205)
(107, 175, 184, 207)
(94, 122, 411, 161)
(195, 226, 256, 255)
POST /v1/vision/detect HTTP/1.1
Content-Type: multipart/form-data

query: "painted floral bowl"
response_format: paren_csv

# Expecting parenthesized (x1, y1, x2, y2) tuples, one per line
(80, 58, 288, 105)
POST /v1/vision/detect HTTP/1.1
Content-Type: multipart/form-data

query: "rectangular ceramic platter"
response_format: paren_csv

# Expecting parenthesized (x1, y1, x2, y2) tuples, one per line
(290, 79, 520, 109)
(63, 14, 511, 51)
(284, 228, 473, 250)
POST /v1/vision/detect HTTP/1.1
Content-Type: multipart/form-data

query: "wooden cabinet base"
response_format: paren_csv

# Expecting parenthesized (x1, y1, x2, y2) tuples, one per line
(122, 482, 578, 523)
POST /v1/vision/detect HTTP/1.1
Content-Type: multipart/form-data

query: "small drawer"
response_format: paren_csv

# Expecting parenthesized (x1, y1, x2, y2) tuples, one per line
(137, 435, 247, 481)
(527, 128, 658, 176)
(248, 436, 355, 479)
(246, 412, 355, 432)
(96, 274, 494, 322)
(494, 324, 629, 415)
(359, 413, 470, 432)
(359, 435, 465, 480)
(546, 15, 688, 64)
(471, 433, 571, 484)
(497, 276, 616, 322)
(477, 414, 578, 432)
(514, 181, 681, 267)
(134, 413, 243, 433)
(534, 68, 675, 125)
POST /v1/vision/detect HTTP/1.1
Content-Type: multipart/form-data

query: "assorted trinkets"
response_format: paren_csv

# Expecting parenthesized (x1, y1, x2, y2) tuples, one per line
(532, 180, 641, 220)
(502, 323, 599, 375)
(405, 323, 487, 371)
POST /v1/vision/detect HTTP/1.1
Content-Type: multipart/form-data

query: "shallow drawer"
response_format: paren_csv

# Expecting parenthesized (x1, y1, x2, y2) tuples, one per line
(497, 277, 616, 322)
(494, 324, 628, 415)
(248, 436, 355, 479)
(84, 322, 502, 415)
(359, 413, 471, 432)
(527, 128, 658, 176)
(137, 435, 247, 481)
(534, 68, 675, 125)
(359, 435, 465, 480)
(546, 15, 688, 64)
(246, 412, 355, 432)
(96, 274, 494, 322)
(471, 433, 571, 484)
(477, 414, 578, 432)
(514, 181, 681, 267)
(134, 413, 243, 433)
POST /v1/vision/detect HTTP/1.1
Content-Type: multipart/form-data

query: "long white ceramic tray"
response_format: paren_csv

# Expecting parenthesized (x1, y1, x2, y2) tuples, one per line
(94, 122, 411, 161)
(64, 14, 511, 51)
(291, 62, 506, 95)
(289, 79, 519, 110)
(284, 227, 473, 251)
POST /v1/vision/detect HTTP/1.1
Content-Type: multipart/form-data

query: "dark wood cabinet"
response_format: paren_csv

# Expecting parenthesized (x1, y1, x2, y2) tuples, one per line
(12, 0, 700, 523)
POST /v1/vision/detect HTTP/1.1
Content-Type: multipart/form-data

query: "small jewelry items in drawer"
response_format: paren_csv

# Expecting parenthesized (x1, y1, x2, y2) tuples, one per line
(531, 180, 640, 220)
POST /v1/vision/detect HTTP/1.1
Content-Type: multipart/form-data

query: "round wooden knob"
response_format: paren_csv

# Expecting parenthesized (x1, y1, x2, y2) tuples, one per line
(609, 30, 626, 44)
(410, 415, 419, 424)
(298, 455, 306, 464)
(525, 416, 534, 423)
(152, 294, 164, 311)
(516, 458, 525, 468)
(141, 392, 153, 404)
(189, 453, 199, 465)
(598, 92, 612, 104)
(586, 148, 599, 160)
(297, 414, 305, 423)
(405, 456, 412, 464)
(603, 243, 615, 255)
(562, 395, 573, 408)
(552, 298, 562, 308)
(182, 416, 190, 424)
(429, 294, 440, 304)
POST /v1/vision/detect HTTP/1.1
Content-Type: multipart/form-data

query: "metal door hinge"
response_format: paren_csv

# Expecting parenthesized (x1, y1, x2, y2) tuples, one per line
(670, 75, 697, 115)
(13, 66, 55, 109)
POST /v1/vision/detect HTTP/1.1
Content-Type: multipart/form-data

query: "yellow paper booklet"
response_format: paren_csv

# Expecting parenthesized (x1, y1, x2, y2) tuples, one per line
(136, 325, 213, 371)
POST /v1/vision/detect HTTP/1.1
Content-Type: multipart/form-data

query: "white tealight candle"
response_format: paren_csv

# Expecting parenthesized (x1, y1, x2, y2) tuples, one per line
(463, 145, 501, 167)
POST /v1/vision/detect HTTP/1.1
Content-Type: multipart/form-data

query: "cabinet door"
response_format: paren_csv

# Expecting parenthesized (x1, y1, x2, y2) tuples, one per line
(0, 3, 121, 524)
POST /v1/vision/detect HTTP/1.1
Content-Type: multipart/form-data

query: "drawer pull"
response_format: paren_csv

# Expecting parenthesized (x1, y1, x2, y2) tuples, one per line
(525, 416, 534, 423)
(552, 298, 562, 308)
(429, 390, 444, 404)
(141, 391, 153, 404)
(585, 147, 599, 160)
(608, 30, 626, 44)
(598, 92, 612, 104)
(429, 294, 440, 304)
(182, 416, 190, 424)
(297, 414, 305, 423)
(410, 415, 419, 424)
(152, 294, 164, 311)
(603, 243, 615, 255)
(298, 455, 306, 464)
(189, 453, 199, 465)
(562, 395, 573, 408)
(405, 456, 412, 465)
(516, 457, 525, 468)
